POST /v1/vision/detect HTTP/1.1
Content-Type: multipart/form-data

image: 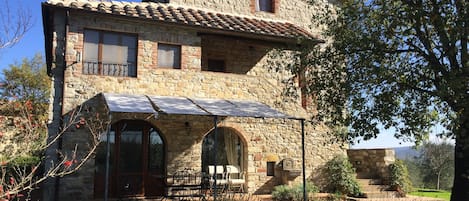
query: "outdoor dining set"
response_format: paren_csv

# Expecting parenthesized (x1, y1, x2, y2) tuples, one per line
(165, 165, 246, 200)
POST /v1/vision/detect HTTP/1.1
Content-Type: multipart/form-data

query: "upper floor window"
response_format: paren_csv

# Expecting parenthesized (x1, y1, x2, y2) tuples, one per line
(207, 59, 225, 72)
(157, 43, 181, 69)
(83, 30, 137, 77)
(255, 0, 274, 13)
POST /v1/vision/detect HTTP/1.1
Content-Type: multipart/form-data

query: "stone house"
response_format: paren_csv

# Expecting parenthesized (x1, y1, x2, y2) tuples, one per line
(41, 0, 344, 200)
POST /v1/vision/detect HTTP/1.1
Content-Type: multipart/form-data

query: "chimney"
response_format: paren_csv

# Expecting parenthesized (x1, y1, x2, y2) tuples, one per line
(142, 0, 170, 3)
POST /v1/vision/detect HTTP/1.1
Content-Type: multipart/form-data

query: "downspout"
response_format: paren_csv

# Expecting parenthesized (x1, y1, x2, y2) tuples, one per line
(104, 114, 112, 201)
(43, 6, 69, 201)
(54, 9, 70, 201)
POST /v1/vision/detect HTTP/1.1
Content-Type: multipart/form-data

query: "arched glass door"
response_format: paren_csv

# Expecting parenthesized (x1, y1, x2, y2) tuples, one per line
(94, 120, 165, 198)
(201, 127, 244, 173)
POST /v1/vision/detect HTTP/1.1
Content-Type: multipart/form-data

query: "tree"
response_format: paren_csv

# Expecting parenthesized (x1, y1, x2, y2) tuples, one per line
(402, 158, 424, 189)
(0, 55, 107, 200)
(284, 0, 467, 200)
(0, 0, 32, 49)
(1, 53, 50, 110)
(419, 141, 454, 190)
(0, 54, 49, 162)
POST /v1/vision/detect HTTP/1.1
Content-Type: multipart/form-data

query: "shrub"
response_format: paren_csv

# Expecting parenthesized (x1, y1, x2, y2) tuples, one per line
(324, 155, 362, 197)
(272, 182, 318, 201)
(9, 155, 41, 167)
(389, 159, 413, 194)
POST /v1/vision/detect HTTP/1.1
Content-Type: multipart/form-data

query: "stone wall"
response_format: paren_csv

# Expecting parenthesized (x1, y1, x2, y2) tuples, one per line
(347, 149, 396, 180)
(46, 1, 344, 200)
(62, 13, 304, 117)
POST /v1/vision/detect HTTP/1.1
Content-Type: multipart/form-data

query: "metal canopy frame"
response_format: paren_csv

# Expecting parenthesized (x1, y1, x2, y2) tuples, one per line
(100, 93, 307, 201)
(104, 93, 294, 119)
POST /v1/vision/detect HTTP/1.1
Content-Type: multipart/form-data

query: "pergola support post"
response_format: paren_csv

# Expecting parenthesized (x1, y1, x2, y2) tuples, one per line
(213, 115, 219, 201)
(301, 119, 307, 201)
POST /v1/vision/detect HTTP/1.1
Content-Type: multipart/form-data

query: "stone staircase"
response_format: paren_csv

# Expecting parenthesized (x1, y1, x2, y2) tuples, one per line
(349, 178, 444, 201)
(347, 149, 443, 201)
(356, 178, 401, 199)
(350, 196, 445, 201)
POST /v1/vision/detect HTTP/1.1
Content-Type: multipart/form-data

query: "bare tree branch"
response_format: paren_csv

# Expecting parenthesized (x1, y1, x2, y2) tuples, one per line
(0, 0, 32, 49)
(0, 102, 109, 200)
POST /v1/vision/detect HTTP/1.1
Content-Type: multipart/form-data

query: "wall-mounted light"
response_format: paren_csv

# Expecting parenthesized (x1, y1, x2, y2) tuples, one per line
(76, 51, 81, 63)
(185, 121, 191, 135)
(153, 112, 159, 120)
(267, 161, 276, 176)
(266, 154, 279, 176)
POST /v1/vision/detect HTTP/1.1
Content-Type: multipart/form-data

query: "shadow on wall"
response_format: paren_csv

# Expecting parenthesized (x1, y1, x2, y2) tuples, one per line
(201, 35, 272, 74)
(253, 177, 279, 195)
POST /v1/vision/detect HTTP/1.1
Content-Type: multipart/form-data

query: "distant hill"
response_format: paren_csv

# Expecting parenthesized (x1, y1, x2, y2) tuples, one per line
(394, 146, 420, 159)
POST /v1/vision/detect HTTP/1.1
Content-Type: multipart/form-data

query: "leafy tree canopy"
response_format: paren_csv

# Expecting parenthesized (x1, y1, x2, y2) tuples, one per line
(291, 0, 467, 200)
(1, 53, 50, 115)
(0, 54, 50, 158)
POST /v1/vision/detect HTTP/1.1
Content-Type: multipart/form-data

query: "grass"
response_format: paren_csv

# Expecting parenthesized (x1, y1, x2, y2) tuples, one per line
(409, 189, 451, 201)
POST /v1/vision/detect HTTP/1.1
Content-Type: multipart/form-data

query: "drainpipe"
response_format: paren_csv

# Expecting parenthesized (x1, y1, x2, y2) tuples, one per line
(54, 9, 71, 201)
(43, 8, 69, 201)
(104, 114, 112, 201)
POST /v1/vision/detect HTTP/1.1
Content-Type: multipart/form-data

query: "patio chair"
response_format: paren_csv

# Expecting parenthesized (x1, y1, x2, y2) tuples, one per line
(208, 165, 228, 193)
(226, 165, 245, 193)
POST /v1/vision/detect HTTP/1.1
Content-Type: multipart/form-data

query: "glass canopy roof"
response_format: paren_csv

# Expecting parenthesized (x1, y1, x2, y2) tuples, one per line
(102, 93, 295, 119)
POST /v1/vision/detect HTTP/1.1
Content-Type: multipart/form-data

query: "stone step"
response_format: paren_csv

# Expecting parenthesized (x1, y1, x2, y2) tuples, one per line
(355, 177, 404, 199)
(349, 195, 445, 201)
(356, 172, 376, 179)
(360, 184, 389, 192)
(363, 191, 401, 198)
(357, 178, 383, 185)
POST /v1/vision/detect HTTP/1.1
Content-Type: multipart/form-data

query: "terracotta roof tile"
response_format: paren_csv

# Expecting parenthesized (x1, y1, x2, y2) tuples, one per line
(44, 0, 319, 41)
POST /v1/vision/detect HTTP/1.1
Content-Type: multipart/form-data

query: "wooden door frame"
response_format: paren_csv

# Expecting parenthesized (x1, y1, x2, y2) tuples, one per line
(95, 120, 166, 198)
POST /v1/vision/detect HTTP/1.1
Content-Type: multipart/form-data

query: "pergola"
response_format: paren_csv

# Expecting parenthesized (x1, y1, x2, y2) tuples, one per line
(101, 93, 308, 201)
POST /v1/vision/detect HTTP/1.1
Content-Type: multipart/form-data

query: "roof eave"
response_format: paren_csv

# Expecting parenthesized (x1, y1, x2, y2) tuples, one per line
(44, 3, 324, 47)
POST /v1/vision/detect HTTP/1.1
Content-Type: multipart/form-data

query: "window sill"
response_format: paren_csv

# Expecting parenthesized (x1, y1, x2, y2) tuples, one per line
(254, 10, 276, 14)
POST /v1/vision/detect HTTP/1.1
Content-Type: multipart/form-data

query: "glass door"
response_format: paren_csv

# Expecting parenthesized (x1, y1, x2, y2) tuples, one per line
(145, 128, 165, 196)
(117, 122, 144, 197)
(94, 120, 165, 198)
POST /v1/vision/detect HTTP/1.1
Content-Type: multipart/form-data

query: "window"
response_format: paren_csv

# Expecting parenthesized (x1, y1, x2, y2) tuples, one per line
(255, 0, 274, 13)
(157, 43, 181, 69)
(207, 59, 225, 72)
(83, 30, 137, 77)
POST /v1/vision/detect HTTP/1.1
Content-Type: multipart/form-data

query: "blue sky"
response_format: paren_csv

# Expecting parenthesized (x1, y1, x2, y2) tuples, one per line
(0, 0, 45, 70)
(0, 0, 436, 149)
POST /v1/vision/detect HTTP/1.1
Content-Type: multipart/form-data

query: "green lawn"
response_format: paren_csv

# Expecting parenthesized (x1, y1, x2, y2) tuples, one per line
(409, 189, 451, 201)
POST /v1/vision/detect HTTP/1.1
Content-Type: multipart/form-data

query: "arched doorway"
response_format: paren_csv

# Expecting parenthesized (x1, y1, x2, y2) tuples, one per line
(94, 120, 165, 198)
(201, 127, 245, 173)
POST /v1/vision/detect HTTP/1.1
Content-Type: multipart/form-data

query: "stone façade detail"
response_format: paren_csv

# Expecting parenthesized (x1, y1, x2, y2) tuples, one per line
(347, 149, 396, 181)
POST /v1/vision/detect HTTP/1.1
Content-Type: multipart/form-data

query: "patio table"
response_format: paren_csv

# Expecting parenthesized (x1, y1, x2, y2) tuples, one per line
(165, 169, 208, 201)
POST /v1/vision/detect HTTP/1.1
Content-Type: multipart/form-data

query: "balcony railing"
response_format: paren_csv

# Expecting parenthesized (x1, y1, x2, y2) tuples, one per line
(83, 61, 136, 77)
